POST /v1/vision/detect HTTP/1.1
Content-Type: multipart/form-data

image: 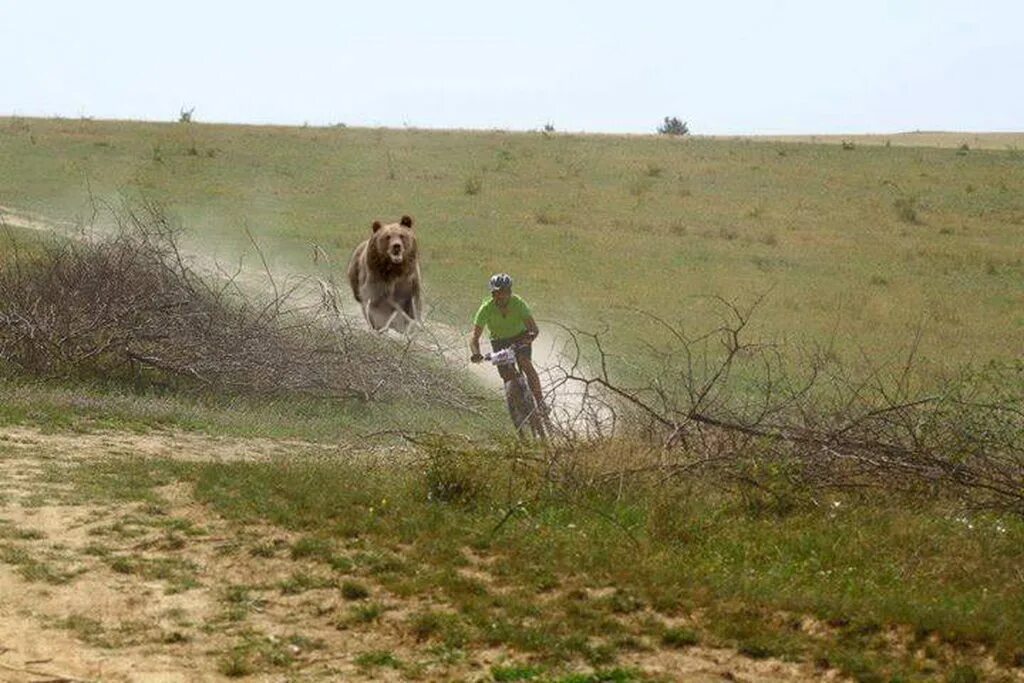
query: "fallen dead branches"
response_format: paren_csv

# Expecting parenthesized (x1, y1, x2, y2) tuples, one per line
(0, 200, 475, 411)
(546, 297, 1024, 514)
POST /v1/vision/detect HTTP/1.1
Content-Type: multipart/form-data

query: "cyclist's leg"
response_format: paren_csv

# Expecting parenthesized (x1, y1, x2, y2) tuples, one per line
(496, 364, 516, 383)
(515, 353, 546, 414)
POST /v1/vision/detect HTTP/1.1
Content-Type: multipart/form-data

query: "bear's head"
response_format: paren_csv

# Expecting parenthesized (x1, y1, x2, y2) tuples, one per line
(370, 215, 417, 268)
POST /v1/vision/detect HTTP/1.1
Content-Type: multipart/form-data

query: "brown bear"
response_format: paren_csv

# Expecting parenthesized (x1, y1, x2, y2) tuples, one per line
(347, 215, 422, 333)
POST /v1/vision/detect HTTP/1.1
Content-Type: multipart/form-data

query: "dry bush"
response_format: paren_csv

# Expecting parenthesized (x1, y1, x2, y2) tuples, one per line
(546, 297, 1024, 515)
(0, 201, 475, 411)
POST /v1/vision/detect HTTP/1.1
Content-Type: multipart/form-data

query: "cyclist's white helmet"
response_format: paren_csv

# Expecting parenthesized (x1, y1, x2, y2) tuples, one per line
(489, 273, 513, 291)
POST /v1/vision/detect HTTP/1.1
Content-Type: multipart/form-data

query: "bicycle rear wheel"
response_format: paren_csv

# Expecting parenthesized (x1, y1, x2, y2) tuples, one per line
(504, 376, 540, 440)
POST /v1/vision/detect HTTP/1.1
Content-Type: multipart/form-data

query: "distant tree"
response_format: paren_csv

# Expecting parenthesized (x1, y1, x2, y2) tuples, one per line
(543, 122, 555, 133)
(178, 107, 195, 123)
(658, 116, 689, 136)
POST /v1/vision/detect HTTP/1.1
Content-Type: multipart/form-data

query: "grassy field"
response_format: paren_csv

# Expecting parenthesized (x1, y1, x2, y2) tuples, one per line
(1, 116, 1022, 371)
(727, 131, 1024, 150)
(1, 117, 1022, 681)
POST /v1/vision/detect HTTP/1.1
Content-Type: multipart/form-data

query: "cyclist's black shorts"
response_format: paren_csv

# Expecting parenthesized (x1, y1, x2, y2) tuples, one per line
(491, 336, 532, 361)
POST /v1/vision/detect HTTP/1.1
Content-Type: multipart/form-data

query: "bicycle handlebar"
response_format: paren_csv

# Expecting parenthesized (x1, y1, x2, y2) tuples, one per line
(481, 334, 536, 365)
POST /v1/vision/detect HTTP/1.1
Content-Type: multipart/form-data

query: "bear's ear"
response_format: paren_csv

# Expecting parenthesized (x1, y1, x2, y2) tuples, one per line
(400, 215, 414, 228)
(371, 221, 382, 233)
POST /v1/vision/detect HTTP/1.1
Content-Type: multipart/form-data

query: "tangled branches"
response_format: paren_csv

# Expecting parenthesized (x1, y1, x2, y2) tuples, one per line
(549, 297, 1024, 514)
(0, 201, 475, 410)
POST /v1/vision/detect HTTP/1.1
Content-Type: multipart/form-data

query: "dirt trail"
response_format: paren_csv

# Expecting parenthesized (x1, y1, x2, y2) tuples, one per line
(0, 203, 602, 435)
(0, 426, 839, 682)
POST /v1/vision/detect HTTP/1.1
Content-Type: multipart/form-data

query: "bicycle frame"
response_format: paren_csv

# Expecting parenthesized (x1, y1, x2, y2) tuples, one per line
(484, 340, 546, 440)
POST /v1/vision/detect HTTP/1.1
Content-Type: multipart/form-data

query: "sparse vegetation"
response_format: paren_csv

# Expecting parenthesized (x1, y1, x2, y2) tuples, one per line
(465, 174, 483, 195)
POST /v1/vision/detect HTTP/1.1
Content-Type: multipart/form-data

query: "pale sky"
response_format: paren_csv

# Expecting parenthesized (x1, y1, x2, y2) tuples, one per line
(2, 1, 1021, 134)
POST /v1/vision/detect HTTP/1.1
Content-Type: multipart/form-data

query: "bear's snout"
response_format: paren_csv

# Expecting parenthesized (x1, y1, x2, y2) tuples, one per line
(388, 240, 404, 262)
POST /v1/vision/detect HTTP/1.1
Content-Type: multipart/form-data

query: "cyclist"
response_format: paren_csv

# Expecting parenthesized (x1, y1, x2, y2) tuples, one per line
(469, 273, 546, 412)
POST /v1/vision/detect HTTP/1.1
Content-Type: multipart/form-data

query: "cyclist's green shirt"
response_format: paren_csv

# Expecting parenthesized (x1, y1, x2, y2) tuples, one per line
(474, 294, 532, 340)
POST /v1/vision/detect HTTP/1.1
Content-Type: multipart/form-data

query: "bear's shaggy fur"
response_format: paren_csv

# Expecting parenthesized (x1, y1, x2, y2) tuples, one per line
(347, 215, 422, 333)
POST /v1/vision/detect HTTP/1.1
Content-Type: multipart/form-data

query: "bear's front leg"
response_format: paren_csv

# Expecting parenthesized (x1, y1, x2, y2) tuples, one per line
(366, 300, 396, 332)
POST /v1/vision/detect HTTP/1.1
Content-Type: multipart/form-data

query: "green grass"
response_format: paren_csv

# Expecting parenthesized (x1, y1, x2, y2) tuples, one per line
(0, 543, 82, 584)
(355, 649, 403, 670)
(53, 446, 1024, 679)
(660, 627, 699, 648)
(217, 631, 317, 676)
(0, 371, 501, 442)
(105, 554, 199, 593)
(0, 117, 1020, 372)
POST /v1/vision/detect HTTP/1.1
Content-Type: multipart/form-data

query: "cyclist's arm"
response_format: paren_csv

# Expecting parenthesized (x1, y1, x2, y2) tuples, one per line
(469, 324, 484, 357)
(523, 316, 539, 340)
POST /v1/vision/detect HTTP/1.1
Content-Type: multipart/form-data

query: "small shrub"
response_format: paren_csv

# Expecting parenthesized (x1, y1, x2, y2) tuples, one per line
(348, 602, 383, 623)
(464, 175, 483, 195)
(408, 609, 467, 647)
(657, 117, 689, 136)
(341, 580, 370, 600)
(607, 589, 644, 614)
(178, 107, 195, 123)
(290, 536, 333, 561)
(661, 627, 699, 648)
(355, 650, 401, 669)
(841, 140, 855, 150)
(893, 196, 921, 224)
(543, 123, 556, 133)
(218, 651, 253, 677)
(425, 450, 486, 505)
(278, 570, 333, 595)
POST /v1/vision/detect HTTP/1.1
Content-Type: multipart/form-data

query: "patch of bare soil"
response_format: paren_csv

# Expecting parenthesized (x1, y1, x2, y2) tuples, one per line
(0, 426, 842, 682)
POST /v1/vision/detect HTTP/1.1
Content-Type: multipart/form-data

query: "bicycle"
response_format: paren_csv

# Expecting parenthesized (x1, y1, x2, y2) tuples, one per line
(483, 339, 547, 441)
